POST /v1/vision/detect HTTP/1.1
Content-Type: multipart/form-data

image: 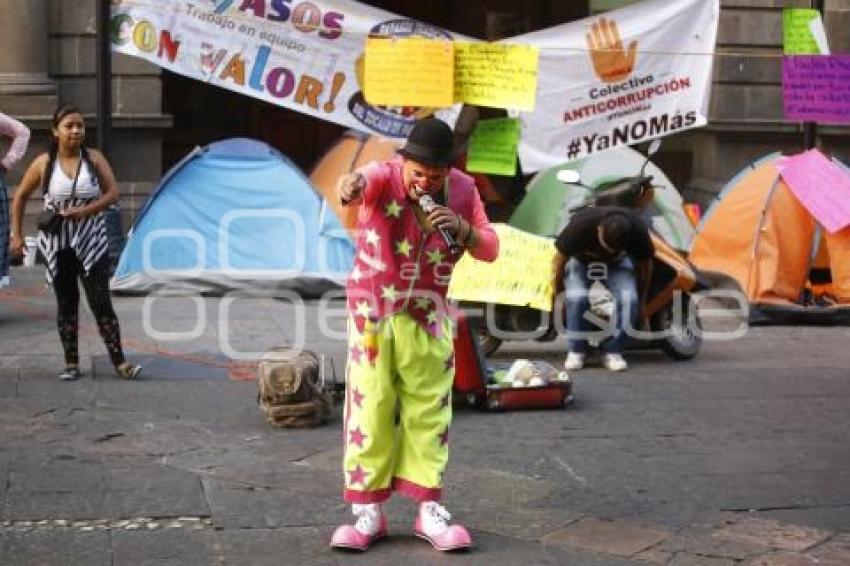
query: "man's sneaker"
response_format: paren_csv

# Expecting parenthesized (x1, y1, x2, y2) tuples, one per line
(564, 352, 585, 371)
(58, 367, 82, 381)
(414, 501, 472, 551)
(330, 503, 387, 551)
(603, 353, 628, 372)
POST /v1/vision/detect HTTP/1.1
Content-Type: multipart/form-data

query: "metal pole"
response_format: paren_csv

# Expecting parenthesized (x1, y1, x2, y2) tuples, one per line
(96, 0, 113, 159)
(802, 0, 826, 150)
(96, 0, 123, 274)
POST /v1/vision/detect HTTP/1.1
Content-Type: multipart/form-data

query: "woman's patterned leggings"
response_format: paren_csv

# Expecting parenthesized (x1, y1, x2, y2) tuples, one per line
(53, 250, 125, 368)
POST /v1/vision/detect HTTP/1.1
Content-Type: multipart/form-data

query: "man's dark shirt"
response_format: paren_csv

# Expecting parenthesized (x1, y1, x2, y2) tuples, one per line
(554, 206, 654, 264)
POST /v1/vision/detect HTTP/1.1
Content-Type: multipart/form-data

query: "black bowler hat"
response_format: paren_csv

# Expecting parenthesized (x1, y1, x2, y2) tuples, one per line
(398, 118, 454, 166)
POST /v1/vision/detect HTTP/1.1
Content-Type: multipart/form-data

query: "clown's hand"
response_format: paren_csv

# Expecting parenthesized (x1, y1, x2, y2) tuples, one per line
(338, 173, 367, 205)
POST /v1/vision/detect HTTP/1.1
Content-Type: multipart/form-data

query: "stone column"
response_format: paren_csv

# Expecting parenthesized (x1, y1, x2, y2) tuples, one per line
(0, 0, 56, 115)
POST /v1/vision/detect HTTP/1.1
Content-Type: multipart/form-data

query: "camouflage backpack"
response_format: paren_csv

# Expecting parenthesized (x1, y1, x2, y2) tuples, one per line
(257, 347, 332, 428)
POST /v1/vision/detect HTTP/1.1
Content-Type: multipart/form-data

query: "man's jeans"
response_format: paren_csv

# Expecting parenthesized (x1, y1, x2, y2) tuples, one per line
(564, 257, 638, 354)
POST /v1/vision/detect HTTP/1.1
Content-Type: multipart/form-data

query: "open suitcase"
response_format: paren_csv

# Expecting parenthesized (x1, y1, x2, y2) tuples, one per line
(452, 310, 573, 411)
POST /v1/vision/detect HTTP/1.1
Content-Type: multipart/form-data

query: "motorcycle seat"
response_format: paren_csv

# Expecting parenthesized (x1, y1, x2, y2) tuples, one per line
(591, 175, 654, 208)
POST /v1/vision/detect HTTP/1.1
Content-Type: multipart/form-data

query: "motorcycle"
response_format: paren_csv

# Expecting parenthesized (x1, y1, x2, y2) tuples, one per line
(468, 141, 707, 361)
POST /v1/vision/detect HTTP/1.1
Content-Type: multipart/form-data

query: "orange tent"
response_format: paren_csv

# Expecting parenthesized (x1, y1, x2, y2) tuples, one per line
(309, 130, 400, 233)
(689, 154, 850, 324)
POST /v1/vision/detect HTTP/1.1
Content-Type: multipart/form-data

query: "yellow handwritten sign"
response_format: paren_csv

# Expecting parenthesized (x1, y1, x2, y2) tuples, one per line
(454, 42, 539, 111)
(364, 37, 454, 108)
(448, 223, 557, 311)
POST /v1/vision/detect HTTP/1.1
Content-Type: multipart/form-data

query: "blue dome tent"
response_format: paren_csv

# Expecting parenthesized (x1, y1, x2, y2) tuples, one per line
(111, 138, 354, 297)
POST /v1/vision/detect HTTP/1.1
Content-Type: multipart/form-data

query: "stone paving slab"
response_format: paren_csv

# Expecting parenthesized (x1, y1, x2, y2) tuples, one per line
(0, 380, 16, 398)
(713, 518, 833, 552)
(0, 368, 17, 398)
(100, 468, 210, 520)
(742, 533, 850, 566)
(542, 517, 671, 557)
(297, 446, 342, 473)
(2, 457, 209, 522)
(212, 527, 338, 566)
(455, 501, 583, 542)
(0, 523, 638, 565)
(91, 353, 231, 381)
(632, 546, 676, 564)
(808, 532, 850, 564)
(0, 353, 68, 370)
(165, 448, 343, 496)
(744, 551, 824, 565)
(446, 465, 561, 507)
(112, 528, 219, 566)
(326, 529, 639, 566)
(0, 530, 111, 566)
(274, 453, 583, 541)
(668, 554, 737, 566)
(203, 478, 344, 529)
(751, 506, 850, 533)
(690, 471, 850, 513)
(191, 461, 343, 500)
(657, 525, 779, 561)
(7, 459, 105, 494)
(0, 522, 643, 566)
(2, 491, 105, 522)
(0, 456, 8, 502)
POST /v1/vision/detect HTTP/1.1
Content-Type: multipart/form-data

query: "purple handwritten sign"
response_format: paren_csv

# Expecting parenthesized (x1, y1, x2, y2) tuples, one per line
(777, 149, 850, 234)
(782, 55, 850, 124)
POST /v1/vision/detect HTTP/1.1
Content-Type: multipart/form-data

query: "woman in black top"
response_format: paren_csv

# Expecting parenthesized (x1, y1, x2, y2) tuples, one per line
(10, 104, 141, 381)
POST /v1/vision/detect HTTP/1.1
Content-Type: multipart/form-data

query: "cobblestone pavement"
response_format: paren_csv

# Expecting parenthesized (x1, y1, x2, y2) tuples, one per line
(1, 267, 849, 565)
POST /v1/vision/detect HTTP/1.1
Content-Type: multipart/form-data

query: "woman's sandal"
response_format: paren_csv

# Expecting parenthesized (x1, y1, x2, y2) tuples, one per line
(115, 363, 142, 380)
(58, 367, 82, 381)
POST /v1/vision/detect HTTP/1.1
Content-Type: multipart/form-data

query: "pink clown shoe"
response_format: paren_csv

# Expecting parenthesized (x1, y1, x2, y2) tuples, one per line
(330, 503, 388, 551)
(414, 501, 473, 551)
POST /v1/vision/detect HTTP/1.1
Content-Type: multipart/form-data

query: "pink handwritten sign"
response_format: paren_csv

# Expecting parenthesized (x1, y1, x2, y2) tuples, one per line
(782, 56, 850, 124)
(777, 149, 850, 234)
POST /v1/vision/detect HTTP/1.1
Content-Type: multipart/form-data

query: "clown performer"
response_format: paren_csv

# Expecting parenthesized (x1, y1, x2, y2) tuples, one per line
(330, 118, 499, 552)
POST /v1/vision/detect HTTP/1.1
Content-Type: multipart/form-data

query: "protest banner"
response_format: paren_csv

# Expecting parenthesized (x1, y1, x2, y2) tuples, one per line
(782, 55, 850, 124)
(510, 0, 718, 172)
(448, 224, 557, 311)
(110, 0, 464, 139)
(112, 0, 719, 156)
(454, 42, 538, 111)
(465, 118, 521, 176)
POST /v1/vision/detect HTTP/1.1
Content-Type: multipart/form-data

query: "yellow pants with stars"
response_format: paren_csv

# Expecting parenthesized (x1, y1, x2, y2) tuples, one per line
(343, 312, 454, 503)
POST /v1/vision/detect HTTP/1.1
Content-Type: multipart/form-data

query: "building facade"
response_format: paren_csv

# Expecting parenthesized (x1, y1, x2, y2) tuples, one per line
(0, 0, 168, 233)
(1, 0, 848, 234)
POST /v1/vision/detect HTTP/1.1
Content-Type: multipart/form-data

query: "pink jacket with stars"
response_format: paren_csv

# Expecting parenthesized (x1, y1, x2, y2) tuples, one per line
(345, 157, 498, 336)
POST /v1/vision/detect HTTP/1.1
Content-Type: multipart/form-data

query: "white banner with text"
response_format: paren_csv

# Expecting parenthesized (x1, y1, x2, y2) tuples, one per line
(111, 0, 462, 139)
(511, 0, 719, 171)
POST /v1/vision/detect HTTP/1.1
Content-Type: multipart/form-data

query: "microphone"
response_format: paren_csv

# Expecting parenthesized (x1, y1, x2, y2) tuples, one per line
(418, 193, 462, 254)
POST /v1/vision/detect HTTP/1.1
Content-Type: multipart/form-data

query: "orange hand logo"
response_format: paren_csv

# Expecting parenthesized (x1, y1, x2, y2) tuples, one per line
(586, 17, 637, 83)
